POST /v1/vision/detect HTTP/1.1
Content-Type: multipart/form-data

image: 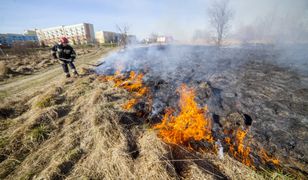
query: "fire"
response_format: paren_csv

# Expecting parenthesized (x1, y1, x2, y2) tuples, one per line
(120, 71, 148, 110)
(100, 71, 281, 169)
(122, 99, 138, 110)
(225, 128, 253, 167)
(100, 70, 149, 110)
(99, 70, 123, 82)
(259, 148, 279, 165)
(121, 72, 147, 92)
(154, 84, 213, 146)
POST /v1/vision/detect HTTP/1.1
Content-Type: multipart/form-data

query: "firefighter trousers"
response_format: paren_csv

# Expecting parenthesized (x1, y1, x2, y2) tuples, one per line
(61, 62, 77, 74)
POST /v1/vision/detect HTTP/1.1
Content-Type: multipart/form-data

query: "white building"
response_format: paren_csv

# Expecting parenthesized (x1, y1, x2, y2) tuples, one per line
(95, 31, 120, 44)
(36, 23, 95, 46)
(157, 36, 173, 43)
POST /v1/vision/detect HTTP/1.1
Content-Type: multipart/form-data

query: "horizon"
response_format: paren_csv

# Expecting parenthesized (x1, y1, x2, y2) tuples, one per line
(1, 0, 307, 41)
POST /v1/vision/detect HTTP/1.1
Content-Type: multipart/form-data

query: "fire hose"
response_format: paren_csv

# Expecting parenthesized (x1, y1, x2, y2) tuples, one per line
(85, 61, 105, 67)
(59, 58, 73, 62)
(59, 58, 105, 67)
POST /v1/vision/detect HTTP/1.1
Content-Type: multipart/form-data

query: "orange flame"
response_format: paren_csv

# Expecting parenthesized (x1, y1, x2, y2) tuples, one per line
(120, 71, 148, 110)
(122, 99, 139, 110)
(259, 148, 279, 165)
(154, 84, 213, 146)
(225, 128, 253, 167)
(100, 71, 149, 110)
(99, 70, 123, 82)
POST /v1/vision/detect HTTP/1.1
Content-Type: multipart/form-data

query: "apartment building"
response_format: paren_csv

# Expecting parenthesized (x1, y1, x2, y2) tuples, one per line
(0, 33, 38, 47)
(36, 23, 95, 46)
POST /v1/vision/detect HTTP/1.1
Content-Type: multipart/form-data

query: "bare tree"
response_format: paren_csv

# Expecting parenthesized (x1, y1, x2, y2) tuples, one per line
(208, 0, 234, 46)
(116, 24, 129, 48)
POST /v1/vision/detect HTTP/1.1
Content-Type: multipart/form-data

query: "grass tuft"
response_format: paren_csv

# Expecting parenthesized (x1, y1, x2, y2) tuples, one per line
(259, 167, 297, 180)
(35, 87, 62, 108)
(29, 124, 51, 143)
(35, 95, 53, 108)
(0, 137, 9, 149)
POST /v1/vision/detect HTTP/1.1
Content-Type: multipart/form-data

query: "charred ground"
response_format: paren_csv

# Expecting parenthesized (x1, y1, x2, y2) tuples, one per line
(97, 45, 308, 178)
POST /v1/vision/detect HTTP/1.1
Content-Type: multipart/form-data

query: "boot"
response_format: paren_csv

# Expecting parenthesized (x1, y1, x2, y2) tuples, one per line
(73, 71, 79, 77)
(66, 73, 71, 78)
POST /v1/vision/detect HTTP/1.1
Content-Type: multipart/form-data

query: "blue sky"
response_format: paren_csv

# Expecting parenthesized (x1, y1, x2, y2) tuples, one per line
(1, 0, 307, 40)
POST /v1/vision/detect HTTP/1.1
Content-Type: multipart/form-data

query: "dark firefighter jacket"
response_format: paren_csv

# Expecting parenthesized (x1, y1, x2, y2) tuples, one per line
(51, 44, 76, 60)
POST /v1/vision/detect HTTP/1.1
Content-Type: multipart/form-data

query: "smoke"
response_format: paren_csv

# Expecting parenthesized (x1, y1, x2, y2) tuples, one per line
(224, 3, 308, 76)
(235, 13, 308, 44)
(191, 0, 308, 45)
(97, 43, 308, 83)
(272, 44, 308, 75)
(97, 45, 228, 81)
(216, 139, 224, 160)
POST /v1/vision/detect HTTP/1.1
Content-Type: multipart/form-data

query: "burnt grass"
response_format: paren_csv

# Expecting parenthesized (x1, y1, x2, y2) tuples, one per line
(97, 44, 308, 176)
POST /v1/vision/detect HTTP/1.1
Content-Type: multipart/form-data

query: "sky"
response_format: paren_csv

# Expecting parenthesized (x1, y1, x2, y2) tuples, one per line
(0, 0, 307, 41)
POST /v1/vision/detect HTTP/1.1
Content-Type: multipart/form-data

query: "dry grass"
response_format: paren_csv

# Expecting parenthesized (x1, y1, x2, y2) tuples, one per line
(0, 61, 8, 77)
(34, 87, 63, 108)
(202, 152, 264, 180)
(134, 130, 177, 179)
(0, 72, 267, 180)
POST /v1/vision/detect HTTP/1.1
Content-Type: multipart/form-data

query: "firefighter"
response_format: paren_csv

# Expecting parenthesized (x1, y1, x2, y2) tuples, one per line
(51, 37, 78, 78)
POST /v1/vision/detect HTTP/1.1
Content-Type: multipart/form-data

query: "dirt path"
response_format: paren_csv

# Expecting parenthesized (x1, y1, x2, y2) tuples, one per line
(0, 47, 116, 100)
